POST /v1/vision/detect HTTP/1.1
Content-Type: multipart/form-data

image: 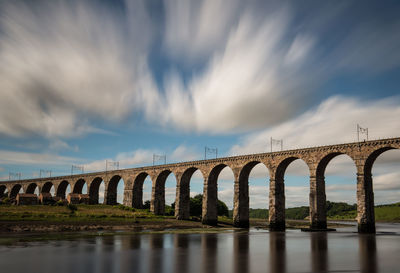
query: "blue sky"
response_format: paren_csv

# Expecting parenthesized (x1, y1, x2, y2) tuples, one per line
(0, 0, 400, 208)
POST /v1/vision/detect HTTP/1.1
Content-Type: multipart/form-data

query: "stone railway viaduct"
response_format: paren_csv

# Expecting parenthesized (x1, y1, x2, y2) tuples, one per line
(1, 137, 399, 233)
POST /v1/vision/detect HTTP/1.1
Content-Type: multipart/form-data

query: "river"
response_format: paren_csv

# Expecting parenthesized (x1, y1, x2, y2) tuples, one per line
(1, 223, 399, 273)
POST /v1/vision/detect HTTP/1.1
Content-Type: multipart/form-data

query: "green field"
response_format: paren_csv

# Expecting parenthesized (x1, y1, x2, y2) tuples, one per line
(1, 202, 399, 224)
(0, 204, 170, 222)
(229, 202, 400, 222)
(328, 203, 400, 221)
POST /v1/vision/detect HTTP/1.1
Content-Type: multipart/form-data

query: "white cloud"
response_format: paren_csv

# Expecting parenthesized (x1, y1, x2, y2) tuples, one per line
(0, 150, 80, 166)
(1, 0, 399, 139)
(0, 0, 151, 140)
(84, 145, 199, 172)
(229, 96, 400, 206)
(284, 33, 315, 66)
(230, 96, 400, 155)
(49, 139, 79, 152)
(152, 7, 316, 133)
(169, 145, 199, 163)
(165, 187, 176, 205)
(163, 0, 241, 63)
(374, 173, 400, 191)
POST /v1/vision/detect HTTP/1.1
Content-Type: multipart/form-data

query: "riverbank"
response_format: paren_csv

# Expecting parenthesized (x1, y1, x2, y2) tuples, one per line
(0, 204, 352, 234)
(0, 204, 223, 232)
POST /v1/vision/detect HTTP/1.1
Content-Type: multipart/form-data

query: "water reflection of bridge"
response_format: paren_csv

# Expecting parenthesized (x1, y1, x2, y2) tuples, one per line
(95, 232, 378, 273)
(1, 137, 399, 233)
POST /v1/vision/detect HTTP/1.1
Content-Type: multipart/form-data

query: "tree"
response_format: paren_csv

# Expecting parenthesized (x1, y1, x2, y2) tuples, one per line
(143, 200, 151, 210)
(190, 194, 203, 217)
(174, 194, 229, 217)
(217, 199, 229, 217)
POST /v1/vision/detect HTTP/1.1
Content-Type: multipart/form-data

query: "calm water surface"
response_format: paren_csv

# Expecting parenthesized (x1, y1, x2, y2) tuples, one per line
(1, 223, 399, 273)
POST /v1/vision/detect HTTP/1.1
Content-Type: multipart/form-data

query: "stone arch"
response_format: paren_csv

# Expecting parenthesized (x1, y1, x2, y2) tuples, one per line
(89, 177, 104, 204)
(132, 172, 152, 208)
(42, 182, 54, 194)
(56, 180, 70, 199)
(269, 156, 310, 231)
(311, 152, 357, 229)
(151, 170, 176, 215)
(10, 184, 22, 199)
(275, 157, 310, 181)
(175, 167, 203, 220)
(0, 185, 7, 199)
(26, 183, 38, 194)
(357, 145, 399, 233)
(73, 178, 86, 194)
(234, 161, 269, 227)
(202, 163, 235, 226)
(364, 146, 398, 176)
(317, 152, 348, 178)
(105, 175, 123, 205)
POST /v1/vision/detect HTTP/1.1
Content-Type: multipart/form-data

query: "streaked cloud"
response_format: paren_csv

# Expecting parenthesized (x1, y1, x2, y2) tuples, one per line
(84, 145, 199, 172)
(230, 96, 400, 155)
(0, 150, 80, 166)
(1, 0, 398, 139)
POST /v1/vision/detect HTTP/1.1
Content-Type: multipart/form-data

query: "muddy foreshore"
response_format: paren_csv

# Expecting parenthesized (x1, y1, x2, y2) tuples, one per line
(0, 218, 352, 233)
(0, 219, 221, 233)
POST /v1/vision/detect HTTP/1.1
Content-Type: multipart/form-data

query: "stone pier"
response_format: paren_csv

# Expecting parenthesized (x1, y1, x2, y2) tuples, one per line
(269, 177, 285, 231)
(309, 175, 327, 230)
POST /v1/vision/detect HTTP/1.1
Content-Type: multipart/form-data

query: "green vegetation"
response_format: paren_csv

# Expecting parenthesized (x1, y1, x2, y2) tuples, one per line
(1, 201, 398, 224)
(171, 194, 229, 217)
(374, 203, 400, 221)
(229, 201, 400, 222)
(328, 202, 400, 221)
(229, 208, 269, 219)
(67, 204, 78, 214)
(0, 204, 166, 222)
(0, 195, 230, 223)
(0, 197, 10, 205)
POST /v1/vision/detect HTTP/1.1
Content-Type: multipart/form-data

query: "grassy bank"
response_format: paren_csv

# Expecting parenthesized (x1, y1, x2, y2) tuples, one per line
(0, 204, 163, 222)
(0, 204, 211, 233)
(229, 202, 400, 222)
(328, 203, 400, 222)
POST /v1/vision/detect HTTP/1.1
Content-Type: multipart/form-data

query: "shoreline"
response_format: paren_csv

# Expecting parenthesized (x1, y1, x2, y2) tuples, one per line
(0, 218, 353, 233)
(2, 218, 397, 245)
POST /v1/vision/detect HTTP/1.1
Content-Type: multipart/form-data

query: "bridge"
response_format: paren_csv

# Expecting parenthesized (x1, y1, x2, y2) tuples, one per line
(1, 137, 399, 233)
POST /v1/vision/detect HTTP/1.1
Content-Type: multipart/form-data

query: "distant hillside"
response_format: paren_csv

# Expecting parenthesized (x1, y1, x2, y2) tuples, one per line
(329, 202, 400, 221)
(228, 201, 400, 222)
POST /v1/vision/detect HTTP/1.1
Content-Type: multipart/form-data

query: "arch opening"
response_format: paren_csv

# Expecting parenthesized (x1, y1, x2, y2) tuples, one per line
(132, 172, 151, 209)
(173, 167, 204, 220)
(151, 170, 176, 215)
(322, 153, 357, 209)
(234, 161, 270, 228)
(269, 157, 309, 231)
(312, 152, 358, 230)
(163, 171, 177, 216)
(10, 184, 22, 199)
(175, 167, 204, 219)
(369, 149, 400, 206)
(42, 182, 55, 195)
(202, 164, 233, 225)
(246, 162, 270, 221)
(0, 185, 8, 199)
(89, 177, 105, 204)
(358, 146, 399, 233)
(280, 158, 310, 209)
(73, 179, 87, 194)
(56, 180, 70, 199)
(26, 183, 38, 194)
(105, 175, 124, 205)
